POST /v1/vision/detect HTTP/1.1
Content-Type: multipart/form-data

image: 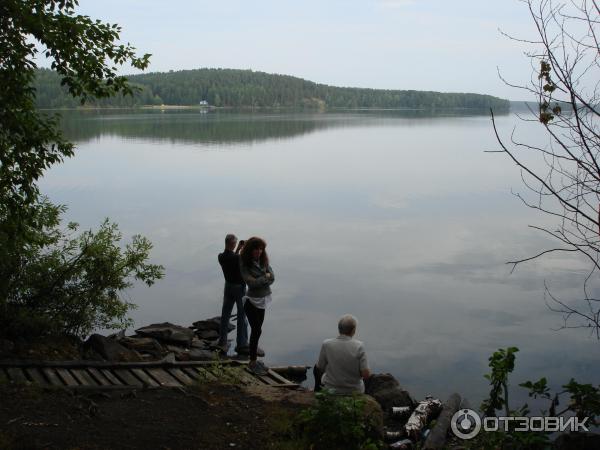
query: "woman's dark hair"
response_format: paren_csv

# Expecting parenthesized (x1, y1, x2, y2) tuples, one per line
(240, 236, 269, 267)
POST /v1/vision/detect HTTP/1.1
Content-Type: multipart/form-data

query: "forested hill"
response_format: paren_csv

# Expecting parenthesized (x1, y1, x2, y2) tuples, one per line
(34, 68, 510, 111)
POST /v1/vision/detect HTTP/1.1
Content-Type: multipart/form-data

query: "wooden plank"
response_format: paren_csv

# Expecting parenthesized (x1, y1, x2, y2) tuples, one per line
(113, 369, 143, 387)
(130, 368, 160, 387)
(56, 368, 79, 386)
(244, 367, 278, 386)
(167, 368, 195, 386)
(145, 368, 181, 387)
(99, 369, 123, 385)
(181, 367, 202, 381)
(25, 368, 49, 386)
(70, 368, 98, 387)
(264, 383, 300, 388)
(42, 368, 64, 387)
(6, 368, 28, 384)
(0, 359, 237, 369)
(258, 374, 280, 386)
(234, 368, 261, 386)
(86, 368, 112, 387)
(191, 367, 217, 381)
(266, 369, 296, 385)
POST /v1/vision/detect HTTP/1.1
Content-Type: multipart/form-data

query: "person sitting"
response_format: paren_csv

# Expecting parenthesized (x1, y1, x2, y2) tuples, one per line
(315, 314, 371, 394)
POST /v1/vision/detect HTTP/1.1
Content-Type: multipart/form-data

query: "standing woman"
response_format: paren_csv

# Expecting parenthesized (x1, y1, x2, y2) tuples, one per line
(240, 237, 274, 375)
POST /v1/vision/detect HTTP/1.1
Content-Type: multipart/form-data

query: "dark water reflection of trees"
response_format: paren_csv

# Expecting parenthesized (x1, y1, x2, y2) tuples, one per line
(55, 108, 506, 146)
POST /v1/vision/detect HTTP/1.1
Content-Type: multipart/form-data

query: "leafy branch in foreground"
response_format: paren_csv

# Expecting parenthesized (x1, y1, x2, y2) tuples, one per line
(1, 0, 158, 338)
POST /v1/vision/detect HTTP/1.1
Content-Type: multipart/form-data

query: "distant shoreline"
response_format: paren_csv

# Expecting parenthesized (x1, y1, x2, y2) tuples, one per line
(38, 104, 515, 113)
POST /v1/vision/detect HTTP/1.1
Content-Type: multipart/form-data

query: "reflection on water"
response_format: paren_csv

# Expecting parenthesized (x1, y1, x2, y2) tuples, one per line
(58, 108, 505, 146)
(41, 109, 600, 405)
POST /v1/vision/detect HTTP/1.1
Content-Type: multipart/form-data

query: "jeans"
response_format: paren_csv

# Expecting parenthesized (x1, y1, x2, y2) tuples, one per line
(219, 282, 248, 349)
(244, 300, 265, 360)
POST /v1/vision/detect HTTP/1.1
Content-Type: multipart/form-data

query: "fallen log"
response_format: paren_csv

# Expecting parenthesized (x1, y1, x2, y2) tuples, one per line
(422, 393, 461, 450)
(404, 397, 442, 440)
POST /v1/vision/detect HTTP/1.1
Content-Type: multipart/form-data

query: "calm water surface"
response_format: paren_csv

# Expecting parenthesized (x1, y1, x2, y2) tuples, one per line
(41, 109, 600, 405)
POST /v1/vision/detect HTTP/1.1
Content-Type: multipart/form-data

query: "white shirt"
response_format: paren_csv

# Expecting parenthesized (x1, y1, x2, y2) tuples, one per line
(243, 294, 272, 309)
(317, 335, 370, 394)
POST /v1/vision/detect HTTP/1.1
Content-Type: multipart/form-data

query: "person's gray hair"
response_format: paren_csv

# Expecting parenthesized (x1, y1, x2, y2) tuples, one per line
(225, 234, 237, 245)
(338, 314, 357, 336)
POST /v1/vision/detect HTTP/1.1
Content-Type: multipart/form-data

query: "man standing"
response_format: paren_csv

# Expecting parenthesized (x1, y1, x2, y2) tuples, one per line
(315, 314, 371, 394)
(217, 234, 248, 354)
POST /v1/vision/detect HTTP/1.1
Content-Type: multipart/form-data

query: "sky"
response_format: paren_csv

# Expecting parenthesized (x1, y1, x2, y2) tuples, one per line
(70, 0, 540, 100)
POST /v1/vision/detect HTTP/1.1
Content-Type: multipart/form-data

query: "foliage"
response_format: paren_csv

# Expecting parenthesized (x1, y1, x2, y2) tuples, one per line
(520, 377, 600, 425)
(493, 0, 600, 335)
(1, 0, 150, 208)
(477, 347, 549, 450)
(34, 67, 511, 111)
(474, 347, 600, 449)
(481, 347, 519, 417)
(295, 390, 383, 450)
(205, 354, 243, 384)
(0, 198, 163, 338)
(0, 0, 159, 338)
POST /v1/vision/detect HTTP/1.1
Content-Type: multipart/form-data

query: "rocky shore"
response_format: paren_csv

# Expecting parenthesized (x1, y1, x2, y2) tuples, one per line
(1, 317, 596, 450)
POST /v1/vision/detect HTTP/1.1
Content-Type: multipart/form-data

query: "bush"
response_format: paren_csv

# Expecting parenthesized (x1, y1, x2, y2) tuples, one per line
(0, 198, 163, 339)
(295, 390, 383, 450)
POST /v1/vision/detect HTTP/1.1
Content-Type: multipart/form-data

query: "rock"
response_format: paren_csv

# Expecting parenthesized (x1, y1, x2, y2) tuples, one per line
(196, 329, 219, 340)
(107, 330, 126, 340)
(193, 317, 235, 332)
(175, 352, 191, 361)
(83, 334, 141, 362)
(165, 344, 186, 352)
(365, 373, 415, 415)
(189, 349, 216, 360)
(120, 336, 164, 357)
(553, 432, 600, 450)
(191, 338, 210, 349)
(135, 322, 195, 346)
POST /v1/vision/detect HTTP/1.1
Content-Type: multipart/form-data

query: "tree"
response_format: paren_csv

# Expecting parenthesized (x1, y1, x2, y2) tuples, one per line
(492, 0, 600, 336)
(0, 0, 162, 338)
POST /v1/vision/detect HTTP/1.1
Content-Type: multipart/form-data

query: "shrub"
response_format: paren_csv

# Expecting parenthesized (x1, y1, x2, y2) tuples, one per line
(295, 390, 383, 450)
(0, 198, 163, 339)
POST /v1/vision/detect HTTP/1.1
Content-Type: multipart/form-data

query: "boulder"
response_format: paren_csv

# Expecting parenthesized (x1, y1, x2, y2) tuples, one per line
(120, 336, 164, 357)
(193, 317, 235, 333)
(195, 329, 219, 340)
(365, 373, 415, 415)
(83, 334, 141, 362)
(135, 322, 195, 346)
(191, 338, 210, 349)
(107, 330, 126, 340)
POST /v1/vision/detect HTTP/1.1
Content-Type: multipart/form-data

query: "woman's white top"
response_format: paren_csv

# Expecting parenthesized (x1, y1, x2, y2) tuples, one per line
(243, 294, 272, 309)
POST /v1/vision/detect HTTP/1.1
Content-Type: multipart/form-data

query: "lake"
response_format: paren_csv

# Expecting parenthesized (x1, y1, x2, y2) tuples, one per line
(41, 108, 600, 406)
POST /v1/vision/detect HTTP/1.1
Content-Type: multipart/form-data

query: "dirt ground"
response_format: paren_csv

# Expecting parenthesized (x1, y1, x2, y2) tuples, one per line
(0, 383, 305, 450)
